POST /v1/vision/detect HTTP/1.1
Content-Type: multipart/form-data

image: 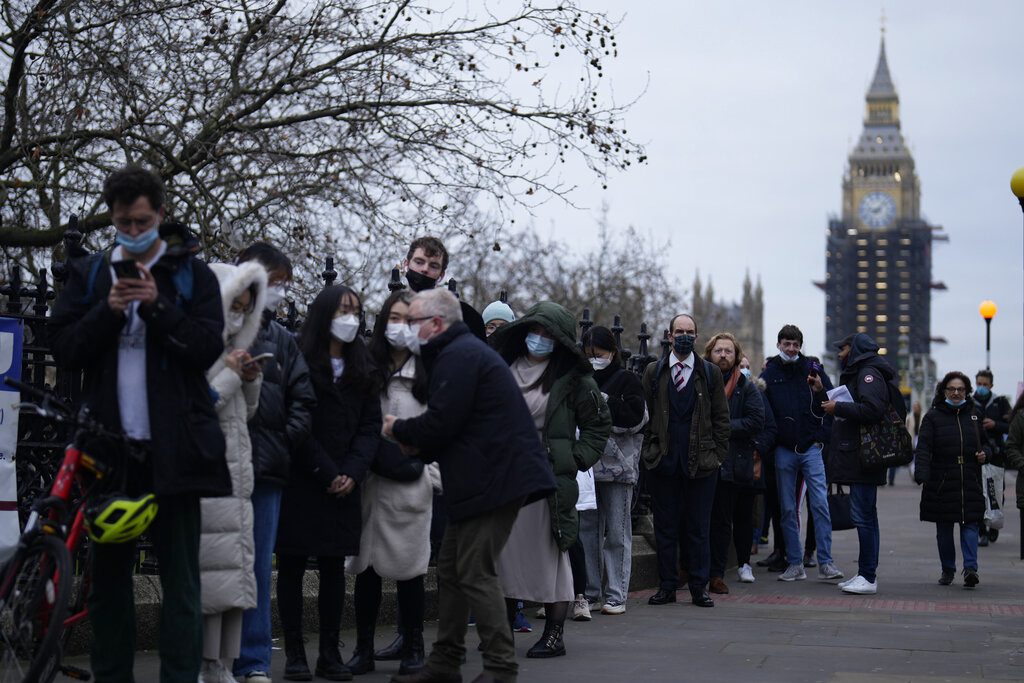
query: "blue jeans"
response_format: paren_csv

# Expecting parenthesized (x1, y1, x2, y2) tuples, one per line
(580, 482, 634, 606)
(848, 484, 879, 582)
(935, 522, 979, 573)
(775, 445, 833, 567)
(234, 482, 283, 676)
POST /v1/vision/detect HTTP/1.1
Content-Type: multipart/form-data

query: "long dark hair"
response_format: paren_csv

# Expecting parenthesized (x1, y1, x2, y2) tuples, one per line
(502, 323, 578, 393)
(931, 370, 973, 409)
(581, 325, 620, 364)
(298, 285, 374, 393)
(369, 290, 429, 403)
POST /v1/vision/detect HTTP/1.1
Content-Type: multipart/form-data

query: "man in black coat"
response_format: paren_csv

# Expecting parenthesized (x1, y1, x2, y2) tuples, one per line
(972, 369, 1011, 545)
(48, 166, 227, 682)
(815, 333, 900, 595)
(402, 236, 487, 339)
(233, 243, 316, 681)
(383, 289, 555, 683)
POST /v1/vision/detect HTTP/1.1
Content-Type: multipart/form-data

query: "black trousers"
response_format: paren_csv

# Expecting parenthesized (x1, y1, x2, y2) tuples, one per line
(762, 452, 785, 555)
(354, 567, 425, 641)
(709, 478, 757, 577)
(648, 469, 717, 593)
(277, 554, 345, 635)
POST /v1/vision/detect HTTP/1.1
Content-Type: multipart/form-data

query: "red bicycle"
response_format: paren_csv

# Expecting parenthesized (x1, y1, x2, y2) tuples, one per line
(0, 378, 142, 682)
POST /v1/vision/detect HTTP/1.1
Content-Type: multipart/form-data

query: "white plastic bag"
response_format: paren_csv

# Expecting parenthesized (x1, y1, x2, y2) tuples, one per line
(982, 463, 1005, 530)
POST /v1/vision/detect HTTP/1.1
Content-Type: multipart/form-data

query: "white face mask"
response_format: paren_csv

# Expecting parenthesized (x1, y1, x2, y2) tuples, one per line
(589, 357, 612, 371)
(407, 323, 424, 355)
(264, 284, 287, 311)
(226, 310, 245, 336)
(330, 314, 360, 343)
(385, 322, 418, 351)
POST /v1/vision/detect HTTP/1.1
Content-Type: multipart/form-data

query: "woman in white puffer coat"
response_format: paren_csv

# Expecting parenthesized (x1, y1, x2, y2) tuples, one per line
(200, 261, 267, 683)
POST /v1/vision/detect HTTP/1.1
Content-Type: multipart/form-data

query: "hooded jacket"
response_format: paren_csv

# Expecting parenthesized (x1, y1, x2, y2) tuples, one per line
(824, 333, 898, 486)
(914, 397, 986, 524)
(491, 302, 612, 550)
(48, 222, 229, 497)
(392, 321, 556, 523)
(199, 262, 266, 614)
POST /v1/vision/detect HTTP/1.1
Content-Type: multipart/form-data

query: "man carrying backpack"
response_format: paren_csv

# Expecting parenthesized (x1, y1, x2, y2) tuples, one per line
(813, 332, 903, 596)
(49, 166, 229, 682)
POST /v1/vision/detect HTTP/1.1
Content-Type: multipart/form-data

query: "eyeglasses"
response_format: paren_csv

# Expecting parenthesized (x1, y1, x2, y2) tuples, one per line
(406, 315, 444, 326)
(945, 386, 967, 395)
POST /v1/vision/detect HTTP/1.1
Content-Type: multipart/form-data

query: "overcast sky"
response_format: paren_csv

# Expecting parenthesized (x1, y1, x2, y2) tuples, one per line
(524, 1, 1023, 396)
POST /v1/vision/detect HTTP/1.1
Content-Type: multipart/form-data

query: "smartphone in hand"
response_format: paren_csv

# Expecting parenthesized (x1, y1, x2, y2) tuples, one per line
(111, 259, 141, 280)
(243, 352, 275, 367)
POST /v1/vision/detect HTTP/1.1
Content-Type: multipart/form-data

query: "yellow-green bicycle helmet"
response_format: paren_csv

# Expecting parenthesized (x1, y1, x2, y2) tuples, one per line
(84, 493, 158, 544)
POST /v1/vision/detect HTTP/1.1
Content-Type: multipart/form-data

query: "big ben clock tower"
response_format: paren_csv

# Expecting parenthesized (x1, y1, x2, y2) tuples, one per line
(820, 33, 943, 398)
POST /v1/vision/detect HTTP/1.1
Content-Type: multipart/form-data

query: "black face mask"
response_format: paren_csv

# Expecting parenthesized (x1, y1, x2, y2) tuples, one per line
(405, 269, 438, 293)
(673, 334, 695, 357)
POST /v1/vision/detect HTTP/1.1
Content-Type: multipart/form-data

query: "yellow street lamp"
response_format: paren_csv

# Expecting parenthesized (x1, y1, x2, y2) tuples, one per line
(979, 300, 996, 370)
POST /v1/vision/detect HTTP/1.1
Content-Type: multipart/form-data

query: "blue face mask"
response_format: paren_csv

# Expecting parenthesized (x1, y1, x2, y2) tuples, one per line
(116, 222, 160, 255)
(740, 368, 752, 379)
(945, 398, 967, 408)
(525, 332, 555, 358)
(975, 386, 991, 399)
(779, 351, 800, 364)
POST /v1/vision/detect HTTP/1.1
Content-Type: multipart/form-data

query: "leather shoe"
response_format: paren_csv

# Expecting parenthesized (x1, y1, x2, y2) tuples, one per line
(766, 557, 788, 572)
(390, 669, 462, 683)
(708, 577, 729, 595)
(647, 589, 676, 605)
(690, 590, 715, 608)
(756, 549, 782, 568)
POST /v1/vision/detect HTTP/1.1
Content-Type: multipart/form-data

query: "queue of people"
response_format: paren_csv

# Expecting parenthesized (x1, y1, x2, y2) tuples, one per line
(46, 165, 1021, 683)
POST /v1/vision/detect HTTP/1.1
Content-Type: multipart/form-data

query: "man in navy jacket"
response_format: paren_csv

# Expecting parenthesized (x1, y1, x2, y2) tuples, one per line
(760, 324, 844, 584)
(384, 288, 555, 683)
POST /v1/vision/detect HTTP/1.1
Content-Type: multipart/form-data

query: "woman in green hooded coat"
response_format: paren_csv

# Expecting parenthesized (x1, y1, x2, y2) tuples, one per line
(491, 301, 611, 659)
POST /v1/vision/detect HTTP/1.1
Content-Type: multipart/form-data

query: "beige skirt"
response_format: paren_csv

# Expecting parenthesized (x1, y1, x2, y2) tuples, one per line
(497, 499, 574, 603)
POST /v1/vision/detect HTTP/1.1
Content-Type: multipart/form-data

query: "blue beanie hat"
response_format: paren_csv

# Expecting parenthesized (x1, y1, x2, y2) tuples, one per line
(482, 300, 515, 324)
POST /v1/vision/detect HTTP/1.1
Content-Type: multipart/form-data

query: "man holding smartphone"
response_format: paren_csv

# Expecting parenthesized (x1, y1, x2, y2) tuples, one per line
(49, 166, 228, 682)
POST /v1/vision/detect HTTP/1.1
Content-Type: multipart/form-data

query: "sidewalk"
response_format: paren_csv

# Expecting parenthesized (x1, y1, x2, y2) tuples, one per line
(68, 471, 1024, 682)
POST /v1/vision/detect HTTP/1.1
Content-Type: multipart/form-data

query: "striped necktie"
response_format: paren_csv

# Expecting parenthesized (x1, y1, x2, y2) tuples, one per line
(672, 361, 686, 392)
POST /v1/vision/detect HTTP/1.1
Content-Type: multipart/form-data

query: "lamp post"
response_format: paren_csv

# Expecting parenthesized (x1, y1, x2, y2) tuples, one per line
(1009, 168, 1024, 560)
(978, 300, 996, 370)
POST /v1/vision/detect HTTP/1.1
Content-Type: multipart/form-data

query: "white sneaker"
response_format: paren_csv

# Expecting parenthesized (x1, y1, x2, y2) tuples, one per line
(201, 660, 236, 683)
(572, 594, 592, 621)
(245, 673, 272, 683)
(601, 602, 626, 615)
(837, 575, 856, 589)
(841, 575, 877, 595)
(778, 564, 807, 581)
(737, 563, 755, 583)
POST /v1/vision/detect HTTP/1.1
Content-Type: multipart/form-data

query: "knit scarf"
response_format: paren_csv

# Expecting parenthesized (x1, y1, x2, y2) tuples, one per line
(723, 365, 741, 400)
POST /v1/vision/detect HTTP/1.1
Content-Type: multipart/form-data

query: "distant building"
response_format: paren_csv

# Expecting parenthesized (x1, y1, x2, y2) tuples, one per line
(692, 272, 765, 372)
(816, 34, 944, 403)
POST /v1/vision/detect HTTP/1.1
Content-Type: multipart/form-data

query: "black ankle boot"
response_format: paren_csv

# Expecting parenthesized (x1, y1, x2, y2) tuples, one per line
(315, 630, 353, 681)
(398, 627, 426, 675)
(347, 632, 376, 675)
(283, 631, 313, 681)
(373, 630, 404, 661)
(526, 623, 566, 658)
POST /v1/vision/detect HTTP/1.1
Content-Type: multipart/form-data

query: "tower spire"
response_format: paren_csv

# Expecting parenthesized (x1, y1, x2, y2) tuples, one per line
(867, 23, 896, 101)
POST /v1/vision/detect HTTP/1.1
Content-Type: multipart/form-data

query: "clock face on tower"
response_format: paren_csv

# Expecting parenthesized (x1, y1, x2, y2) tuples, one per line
(858, 191, 897, 228)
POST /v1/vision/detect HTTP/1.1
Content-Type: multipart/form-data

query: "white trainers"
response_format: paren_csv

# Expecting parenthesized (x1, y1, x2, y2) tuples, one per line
(840, 575, 877, 594)
(777, 564, 807, 581)
(817, 563, 845, 581)
(837, 575, 856, 589)
(244, 673, 272, 683)
(535, 606, 546, 618)
(737, 563, 755, 583)
(201, 659, 237, 683)
(571, 594, 592, 621)
(601, 602, 626, 615)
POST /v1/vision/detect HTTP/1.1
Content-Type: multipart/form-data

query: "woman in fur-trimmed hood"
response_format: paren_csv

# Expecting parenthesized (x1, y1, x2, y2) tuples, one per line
(199, 261, 267, 680)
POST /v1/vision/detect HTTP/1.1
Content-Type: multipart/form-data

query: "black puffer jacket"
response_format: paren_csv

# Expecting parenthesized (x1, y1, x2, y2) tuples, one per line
(720, 370, 764, 484)
(973, 393, 1012, 466)
(823, 334, 897, 486)
(247, 317, 316, 484)
(914, 400, 986, 524)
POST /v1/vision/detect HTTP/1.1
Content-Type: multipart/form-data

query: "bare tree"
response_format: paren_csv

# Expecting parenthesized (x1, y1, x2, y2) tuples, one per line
(0, 0, 644, 271)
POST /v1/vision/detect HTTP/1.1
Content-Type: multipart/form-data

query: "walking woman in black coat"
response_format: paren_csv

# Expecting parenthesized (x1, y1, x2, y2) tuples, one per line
(276, 286, 381, 681)
(914, 371, 988, 589)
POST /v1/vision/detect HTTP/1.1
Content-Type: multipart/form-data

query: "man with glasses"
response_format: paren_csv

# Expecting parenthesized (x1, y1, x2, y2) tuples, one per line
(382, 289, 555, 683)
(814, 333, 902, 595)
(49, 165, 228, 681)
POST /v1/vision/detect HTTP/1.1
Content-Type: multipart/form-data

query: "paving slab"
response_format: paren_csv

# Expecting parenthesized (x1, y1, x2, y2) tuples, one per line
(63, 472, 1024, 681)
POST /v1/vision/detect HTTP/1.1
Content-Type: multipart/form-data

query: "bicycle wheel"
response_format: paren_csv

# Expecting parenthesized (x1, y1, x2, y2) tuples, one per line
(0, 535, 72, 683)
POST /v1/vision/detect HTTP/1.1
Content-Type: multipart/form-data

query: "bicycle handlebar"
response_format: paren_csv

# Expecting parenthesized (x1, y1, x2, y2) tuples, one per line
(3, 377, 133, 446)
